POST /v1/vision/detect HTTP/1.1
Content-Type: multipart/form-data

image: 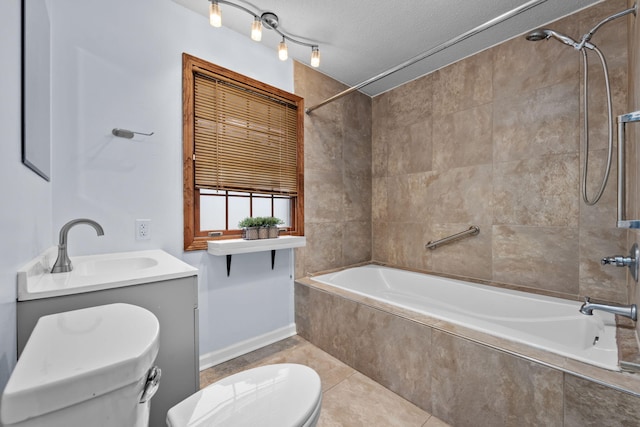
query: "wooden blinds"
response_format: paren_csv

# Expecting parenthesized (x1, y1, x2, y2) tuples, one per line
(193, 72, 298, 195)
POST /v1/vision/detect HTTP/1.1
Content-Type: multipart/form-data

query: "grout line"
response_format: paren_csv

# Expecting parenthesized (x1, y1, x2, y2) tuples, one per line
(321, 369, 358, 395)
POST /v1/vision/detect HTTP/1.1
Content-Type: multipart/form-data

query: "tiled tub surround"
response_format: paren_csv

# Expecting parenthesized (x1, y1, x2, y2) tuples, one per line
(371, 0, 631, 309)
(295, 273, 640, 426)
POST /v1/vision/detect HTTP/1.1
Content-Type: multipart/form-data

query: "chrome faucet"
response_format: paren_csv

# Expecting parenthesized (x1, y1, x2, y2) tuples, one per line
(51, 218, 104, 273)
(579, 297, 637, 321)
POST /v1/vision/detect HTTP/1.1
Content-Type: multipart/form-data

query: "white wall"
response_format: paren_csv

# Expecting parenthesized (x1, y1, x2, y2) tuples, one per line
(0, 0, 53, 392)
(46, 0, 294, 364)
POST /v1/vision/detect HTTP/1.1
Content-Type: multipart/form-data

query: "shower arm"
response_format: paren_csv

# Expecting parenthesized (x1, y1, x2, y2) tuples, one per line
(577, 3, 637, 50)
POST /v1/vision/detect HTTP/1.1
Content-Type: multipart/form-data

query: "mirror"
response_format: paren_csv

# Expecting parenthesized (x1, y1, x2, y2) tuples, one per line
(21, 0, 51, 181)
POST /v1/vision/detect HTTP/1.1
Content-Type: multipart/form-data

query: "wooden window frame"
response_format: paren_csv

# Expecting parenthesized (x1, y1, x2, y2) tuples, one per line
(182, 53, 304, 251)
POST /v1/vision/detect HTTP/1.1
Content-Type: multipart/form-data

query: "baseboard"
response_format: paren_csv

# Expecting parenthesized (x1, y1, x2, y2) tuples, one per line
(199, 323, 297, 371)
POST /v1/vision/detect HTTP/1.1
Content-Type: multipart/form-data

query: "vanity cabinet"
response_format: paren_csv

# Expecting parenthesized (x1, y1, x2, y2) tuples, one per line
(17, 275, 198, 427)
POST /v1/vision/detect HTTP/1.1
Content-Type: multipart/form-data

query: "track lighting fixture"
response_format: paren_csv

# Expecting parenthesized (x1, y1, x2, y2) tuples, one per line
(208, 0, 321, 67)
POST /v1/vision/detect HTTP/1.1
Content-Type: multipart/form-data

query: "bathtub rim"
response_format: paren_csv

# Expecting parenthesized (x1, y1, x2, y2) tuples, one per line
(296, 262, 640, 398)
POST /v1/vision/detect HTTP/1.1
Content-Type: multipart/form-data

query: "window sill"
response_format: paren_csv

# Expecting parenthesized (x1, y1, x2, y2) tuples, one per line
(206, 236, 306, 256)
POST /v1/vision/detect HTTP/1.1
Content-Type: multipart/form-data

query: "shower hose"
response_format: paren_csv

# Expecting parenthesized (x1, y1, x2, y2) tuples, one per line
(580, 45, 613, 206)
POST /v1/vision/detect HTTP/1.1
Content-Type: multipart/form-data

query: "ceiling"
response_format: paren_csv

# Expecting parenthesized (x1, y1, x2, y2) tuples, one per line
(173, 0, 603, 99)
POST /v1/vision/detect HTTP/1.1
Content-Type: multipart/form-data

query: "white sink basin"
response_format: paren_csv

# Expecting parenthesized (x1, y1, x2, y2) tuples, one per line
(74, 256, 159, 276)
(18, 249, 197, 301)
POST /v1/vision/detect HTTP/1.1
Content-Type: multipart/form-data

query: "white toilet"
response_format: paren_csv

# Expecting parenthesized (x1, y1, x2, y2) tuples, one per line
(1, 304, 322, 427)
(0, 303, 161, 427)
(166, 363, 322, 427)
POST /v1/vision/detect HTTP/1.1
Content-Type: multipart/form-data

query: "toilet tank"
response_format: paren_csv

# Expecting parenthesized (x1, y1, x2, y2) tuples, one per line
(0, 303, 160, 427)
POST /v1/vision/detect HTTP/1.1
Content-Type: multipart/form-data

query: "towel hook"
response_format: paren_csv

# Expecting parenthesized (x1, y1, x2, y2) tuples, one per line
(112, 128, 154, 139)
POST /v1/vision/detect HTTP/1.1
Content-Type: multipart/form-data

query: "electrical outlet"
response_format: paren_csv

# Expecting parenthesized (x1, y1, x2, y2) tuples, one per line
(135, 219, 151, 240)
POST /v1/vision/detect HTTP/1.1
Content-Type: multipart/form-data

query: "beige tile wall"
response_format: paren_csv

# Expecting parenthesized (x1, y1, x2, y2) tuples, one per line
(294, 62, 372, 277)
(292, 0, 638, 307)
(372, 0, 632, 304)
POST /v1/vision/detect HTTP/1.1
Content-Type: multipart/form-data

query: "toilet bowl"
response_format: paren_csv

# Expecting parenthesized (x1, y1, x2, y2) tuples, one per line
(167, 363, 322, 427)
(0, 303, 160, 427)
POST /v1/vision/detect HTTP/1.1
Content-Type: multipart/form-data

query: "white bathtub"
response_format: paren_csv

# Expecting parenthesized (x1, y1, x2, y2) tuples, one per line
(311, 265, 619, 371)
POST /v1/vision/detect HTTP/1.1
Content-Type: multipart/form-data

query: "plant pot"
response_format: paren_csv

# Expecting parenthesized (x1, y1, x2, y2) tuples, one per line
(242, 227, 259, 240)
(258, 226, 269, 239)
(268, 226, 279, 238)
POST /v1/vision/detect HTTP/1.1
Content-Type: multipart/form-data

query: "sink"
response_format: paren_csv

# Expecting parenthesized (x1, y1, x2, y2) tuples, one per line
(17, 249, 197, 301)
(74, 256, 159, 276)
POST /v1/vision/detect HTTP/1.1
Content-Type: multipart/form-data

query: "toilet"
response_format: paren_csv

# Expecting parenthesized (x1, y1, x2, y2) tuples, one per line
(166, 363, 322, 427)
(0, 303, 161, 427)
(0, 304, 322, 427)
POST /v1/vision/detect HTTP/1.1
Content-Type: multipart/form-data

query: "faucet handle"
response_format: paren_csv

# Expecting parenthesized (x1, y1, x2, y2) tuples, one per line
(601, 255, 631, 266)
(601, 243, 640, 282)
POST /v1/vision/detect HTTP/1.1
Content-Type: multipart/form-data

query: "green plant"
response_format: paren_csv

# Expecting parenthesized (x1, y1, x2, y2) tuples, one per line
(262, 216, 284, 227)
(238, 217, 260, 228)
(238, 216, 283, 228)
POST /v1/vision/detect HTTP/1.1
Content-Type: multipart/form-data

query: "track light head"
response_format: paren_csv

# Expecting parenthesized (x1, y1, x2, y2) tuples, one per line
(209, 0, 221, 27)
(251, 17, 262, 41)
(311, 46, 320, 67)
(278, 37, 288, 61)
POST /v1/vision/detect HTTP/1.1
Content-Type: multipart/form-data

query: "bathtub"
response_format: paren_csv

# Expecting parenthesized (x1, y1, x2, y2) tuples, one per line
(311, 265, 619, 371)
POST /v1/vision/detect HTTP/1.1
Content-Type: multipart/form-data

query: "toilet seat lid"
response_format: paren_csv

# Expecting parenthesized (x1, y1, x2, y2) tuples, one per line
(167, 363, 322, 427)
(1, 303, 159, 425)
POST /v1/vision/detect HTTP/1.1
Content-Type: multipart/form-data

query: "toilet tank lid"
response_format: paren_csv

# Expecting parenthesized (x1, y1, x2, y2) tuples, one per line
(0, 303, 160, 425)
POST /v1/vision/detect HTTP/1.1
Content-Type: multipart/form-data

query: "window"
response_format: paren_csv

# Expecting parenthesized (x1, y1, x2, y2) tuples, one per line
(182, 53, 304, 250)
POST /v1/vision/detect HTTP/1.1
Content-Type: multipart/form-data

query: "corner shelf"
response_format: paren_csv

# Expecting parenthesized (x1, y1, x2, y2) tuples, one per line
(207, 236, 306, 276)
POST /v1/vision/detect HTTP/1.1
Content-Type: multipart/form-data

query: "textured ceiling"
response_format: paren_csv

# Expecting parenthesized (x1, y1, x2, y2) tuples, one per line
(173, 0, 603, 98)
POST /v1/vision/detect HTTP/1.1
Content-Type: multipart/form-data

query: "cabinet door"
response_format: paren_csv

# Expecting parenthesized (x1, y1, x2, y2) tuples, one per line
(17, 276, 199, 427)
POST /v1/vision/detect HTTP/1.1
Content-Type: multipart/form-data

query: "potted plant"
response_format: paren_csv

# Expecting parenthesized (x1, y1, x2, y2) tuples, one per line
(263, 216, 284, 238)
(238, 217, 260, 240)
(238, 216, 284, 240)
(257, 217, 270, 239)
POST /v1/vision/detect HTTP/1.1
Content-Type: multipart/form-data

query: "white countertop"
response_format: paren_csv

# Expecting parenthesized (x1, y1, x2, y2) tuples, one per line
(17, 248, 198, 301)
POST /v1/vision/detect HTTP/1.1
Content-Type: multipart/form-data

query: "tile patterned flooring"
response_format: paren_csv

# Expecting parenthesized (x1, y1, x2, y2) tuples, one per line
(200, 335, 450, 427)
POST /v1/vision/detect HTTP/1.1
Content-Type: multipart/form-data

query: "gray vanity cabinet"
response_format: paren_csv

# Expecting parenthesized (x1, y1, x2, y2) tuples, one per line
(17, 275, 199, 427)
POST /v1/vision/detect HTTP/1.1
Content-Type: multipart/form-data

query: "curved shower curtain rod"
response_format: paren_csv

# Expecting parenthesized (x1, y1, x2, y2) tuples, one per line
(305, 0, 550, 114)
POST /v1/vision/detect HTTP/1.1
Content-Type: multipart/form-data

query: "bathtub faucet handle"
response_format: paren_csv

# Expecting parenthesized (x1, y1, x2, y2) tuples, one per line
(600, 243, 639, 282)
(601, 255, 632, 266)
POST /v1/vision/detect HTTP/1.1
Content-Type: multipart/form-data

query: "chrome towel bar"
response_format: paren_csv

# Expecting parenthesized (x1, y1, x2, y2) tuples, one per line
(617, 110, 640, 228)
(112, 128, 155, 139)
(426, 226, 480, 250)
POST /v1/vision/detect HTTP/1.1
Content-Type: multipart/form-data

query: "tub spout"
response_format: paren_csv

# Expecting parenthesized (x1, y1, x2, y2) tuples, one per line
(51, 218, 105, 273)
(579, 297, 637, 321)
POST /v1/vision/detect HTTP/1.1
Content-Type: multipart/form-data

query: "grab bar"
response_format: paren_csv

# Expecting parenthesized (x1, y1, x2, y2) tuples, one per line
(617, 110, 640, 228)
(425, 226, 480, 250)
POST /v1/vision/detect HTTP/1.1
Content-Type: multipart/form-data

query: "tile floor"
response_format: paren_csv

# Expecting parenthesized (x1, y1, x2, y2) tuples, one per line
(200, 335, 451, 427)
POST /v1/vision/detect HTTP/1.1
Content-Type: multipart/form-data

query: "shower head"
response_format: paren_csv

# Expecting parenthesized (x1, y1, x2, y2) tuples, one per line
(525, 29, 549, 42)
(525, 28, 580, 49)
